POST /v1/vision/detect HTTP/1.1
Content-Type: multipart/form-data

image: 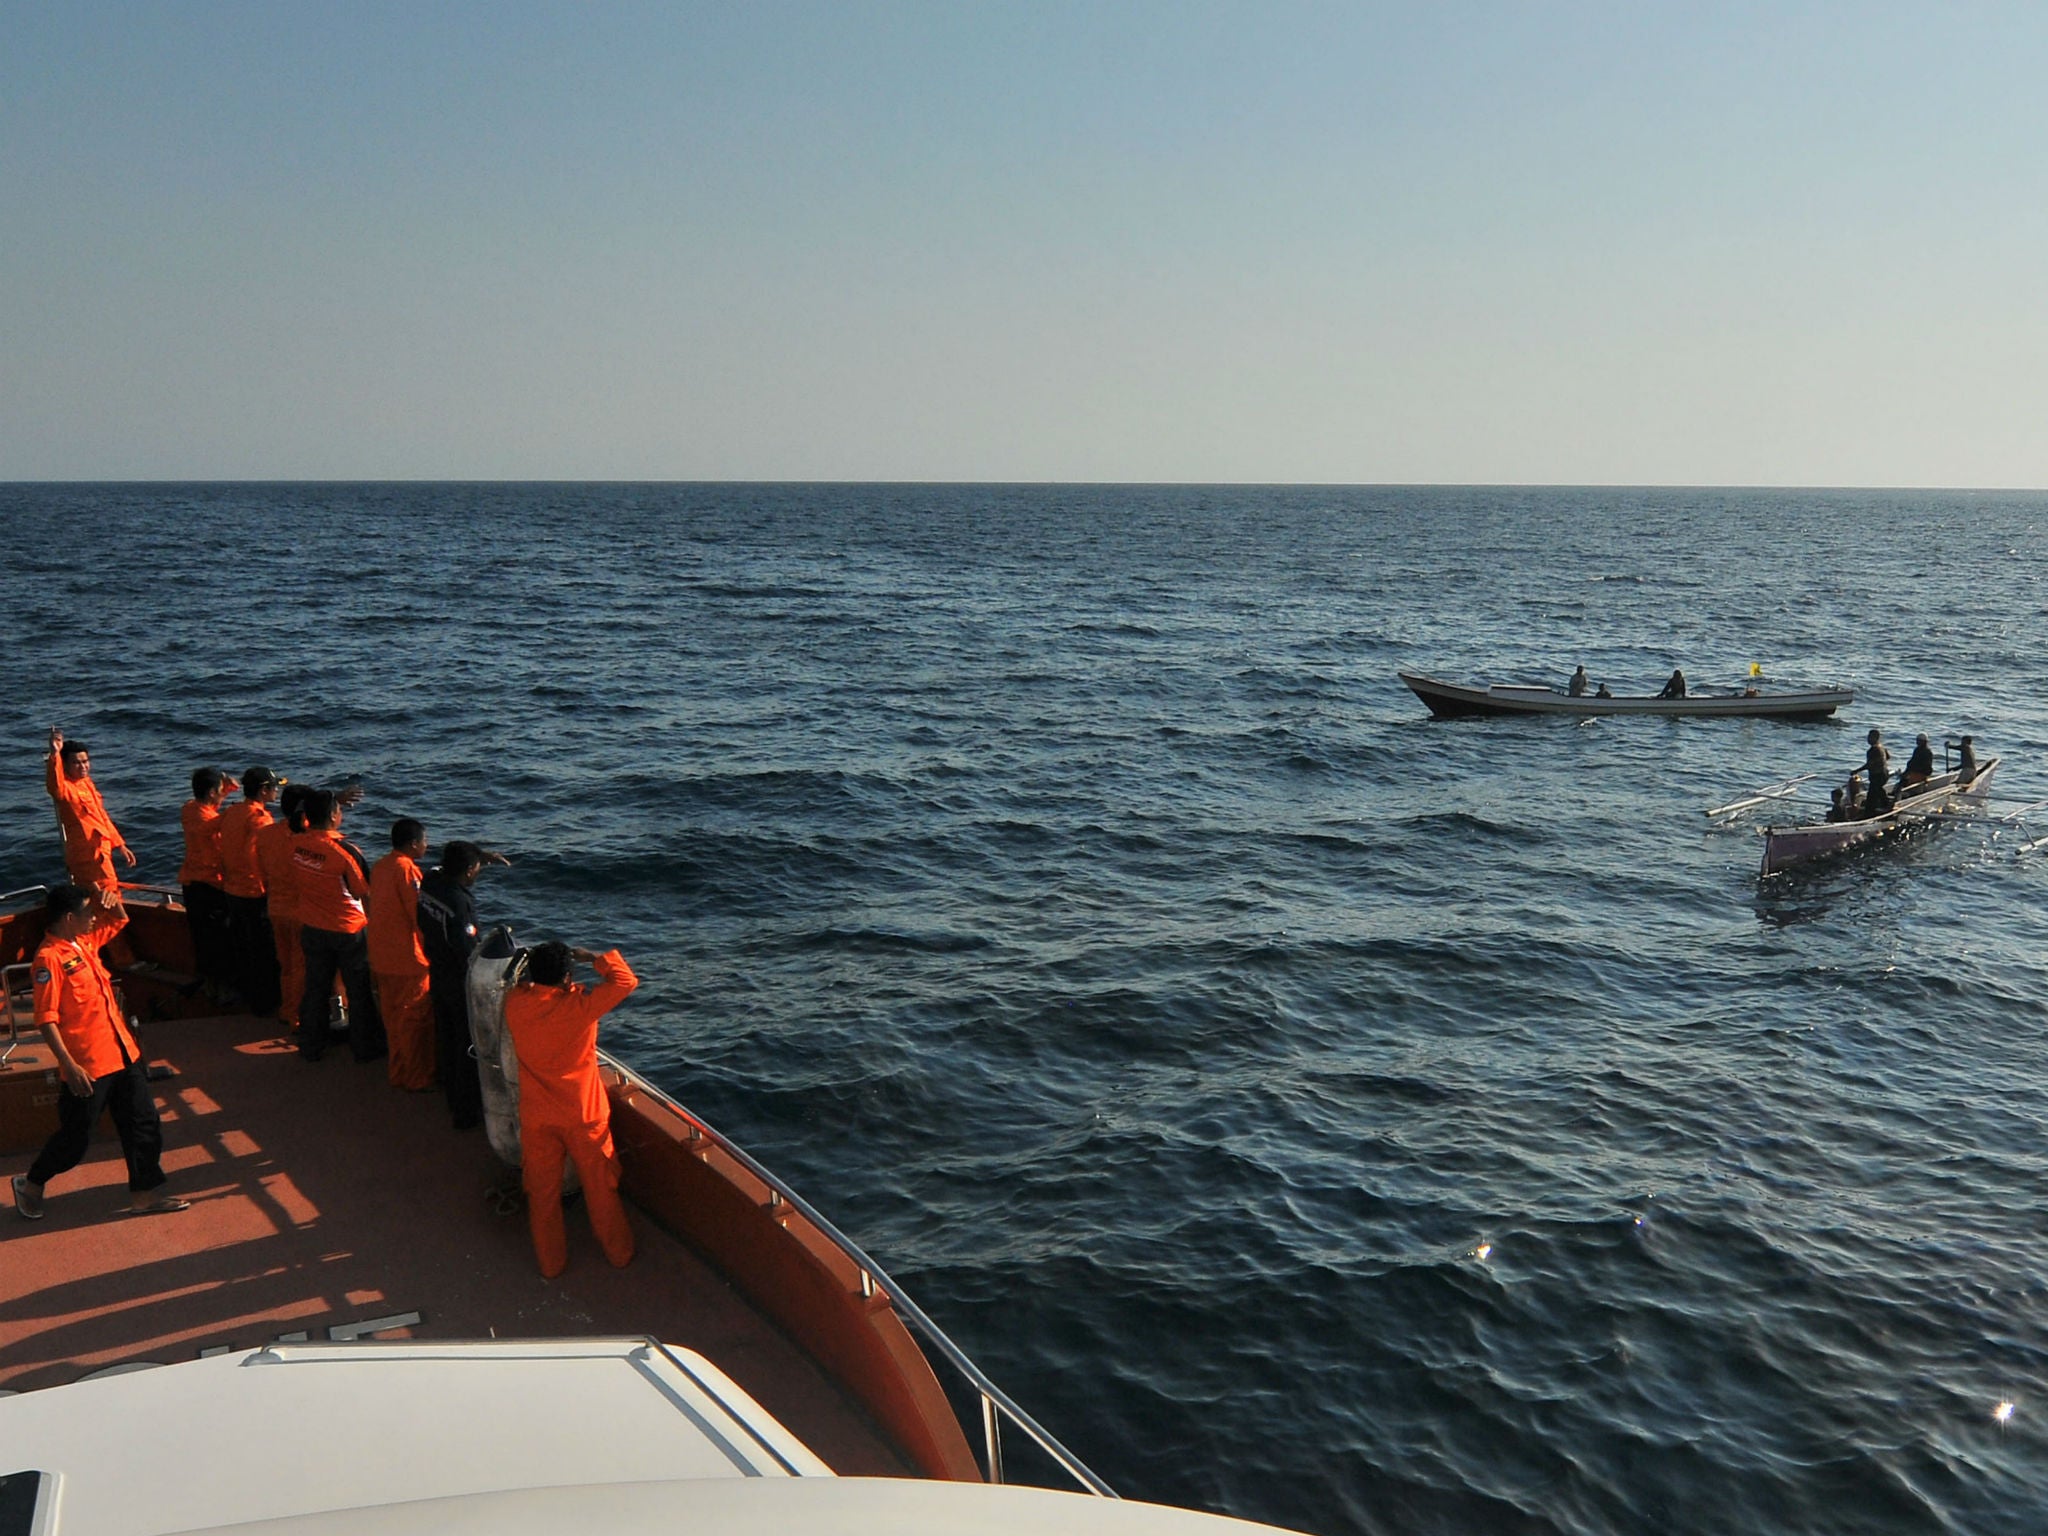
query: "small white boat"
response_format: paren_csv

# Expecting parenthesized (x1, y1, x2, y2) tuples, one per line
(1759, 760, 2000, 876)
(1400, 671, 1852, 721)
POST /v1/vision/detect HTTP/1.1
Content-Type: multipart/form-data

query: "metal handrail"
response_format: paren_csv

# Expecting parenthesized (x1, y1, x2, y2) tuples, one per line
(2, 962, 32, 1065)
(0, 885, 50, 909)
(603, 1053, 1117, 1498)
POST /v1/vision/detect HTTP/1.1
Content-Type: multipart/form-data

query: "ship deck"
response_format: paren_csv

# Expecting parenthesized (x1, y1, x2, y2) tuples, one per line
(0, 1007, 911, 1478)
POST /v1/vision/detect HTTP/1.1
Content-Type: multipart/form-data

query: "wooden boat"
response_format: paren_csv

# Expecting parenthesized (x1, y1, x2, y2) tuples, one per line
(2, 885, 1307, 1532)
(1400, 671, 1852, 720)
(1759, 760, 1999, 876)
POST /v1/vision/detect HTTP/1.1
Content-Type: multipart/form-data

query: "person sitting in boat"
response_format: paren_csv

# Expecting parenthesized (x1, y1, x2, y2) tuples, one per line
(1898, 734, 1935, 792)
(1567, 665, 1588, 697)
(1956, 735, 1978, 785)
(1656, 668, 1687, 699)
(1824, 788, 1848, 823)
(1594, 683, 1612, 699)
(1863, 729, 1889, 795)
(1841, 772, 1863, 819)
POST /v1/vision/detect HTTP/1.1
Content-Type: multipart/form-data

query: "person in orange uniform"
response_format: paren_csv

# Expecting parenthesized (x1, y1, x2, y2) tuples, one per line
(502, 942, 639, 1278)
(255, 784, 310, 1028)
(291, 788, 385, 1064)
(11, 886, 189, 1220)
(178, 765, 235, 998)
(45, 728, 135, 892)
(367, 818, 436, 1091)
(217, 766, 283, 1014)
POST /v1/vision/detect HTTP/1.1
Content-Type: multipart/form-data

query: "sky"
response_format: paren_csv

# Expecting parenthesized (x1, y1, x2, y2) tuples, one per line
(3, 2, 2045, 485)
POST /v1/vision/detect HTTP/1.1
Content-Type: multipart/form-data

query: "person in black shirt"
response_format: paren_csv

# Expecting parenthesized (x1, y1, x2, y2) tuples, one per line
(1956, 735, 1978, 785)
(1899, 734, 1935, 792)
(1656, 669, 1686, 699)
(415, 839, 509, 1130)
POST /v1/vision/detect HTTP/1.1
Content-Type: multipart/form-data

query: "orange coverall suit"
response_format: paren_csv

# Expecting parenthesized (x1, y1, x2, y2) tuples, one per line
(503, 951, 639, 1278)
(46, 753, 128, 891)
(255, 818, 303, 1024)
(367, 851, 435, 1090)
(291, 829, 384, 1062)
(25, 911, 170, 1195)
(178, 798, 232, 990)
(217, 798, 281, 1014)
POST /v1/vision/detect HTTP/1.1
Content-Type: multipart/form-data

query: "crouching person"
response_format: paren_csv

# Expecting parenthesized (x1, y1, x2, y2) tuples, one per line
(12, 886, 188, 1219)
(502, 942, 638, 1278)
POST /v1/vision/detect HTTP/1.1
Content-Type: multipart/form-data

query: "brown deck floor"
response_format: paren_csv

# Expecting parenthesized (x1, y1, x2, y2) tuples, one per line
(0, 1011, 910, 1476)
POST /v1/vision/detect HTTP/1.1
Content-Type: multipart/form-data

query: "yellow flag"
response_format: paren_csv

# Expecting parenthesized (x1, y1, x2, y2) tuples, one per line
(1749, 662, 1763, 677)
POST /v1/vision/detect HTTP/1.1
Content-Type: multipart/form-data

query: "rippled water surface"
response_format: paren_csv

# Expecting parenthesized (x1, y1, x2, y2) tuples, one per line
(4, 484, 2047, 1535)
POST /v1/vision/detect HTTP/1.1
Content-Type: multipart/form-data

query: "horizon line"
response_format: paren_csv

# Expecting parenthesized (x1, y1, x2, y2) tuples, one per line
(6, 479, 2047, 494)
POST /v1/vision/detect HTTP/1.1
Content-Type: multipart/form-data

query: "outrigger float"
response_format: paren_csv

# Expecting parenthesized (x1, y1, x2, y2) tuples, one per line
(1400, 671, 1852, 721)
(1707, 761, 2002, 877)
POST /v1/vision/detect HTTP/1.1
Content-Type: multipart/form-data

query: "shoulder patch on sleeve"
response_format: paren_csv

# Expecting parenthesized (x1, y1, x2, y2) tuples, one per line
(33, 965, 52, 985)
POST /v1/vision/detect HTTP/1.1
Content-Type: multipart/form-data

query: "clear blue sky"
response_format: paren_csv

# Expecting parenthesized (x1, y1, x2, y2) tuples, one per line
(4, 2, 2044, 483)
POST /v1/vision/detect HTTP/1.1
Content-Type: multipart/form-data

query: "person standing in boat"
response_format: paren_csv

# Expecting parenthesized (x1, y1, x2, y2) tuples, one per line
(1898, 734, 1936, 792)
(1863, 729, 1890, 797)
(503, 941, 640, 1278)
(217, 767, 283, 1015)
(416, 840, 510, 1130)
(292, 788, 385, 1063)
(1656, 668, 1687, 699)
(177, 766, 236, 1001)
(368, 819, 436, 1092)
(1567, 665, 1588, 697)
(1861, 771, 1893, 819)
(44, 728, 135, 894)
(11, 886, 188, 1220)
(256, 784, 311, 1031)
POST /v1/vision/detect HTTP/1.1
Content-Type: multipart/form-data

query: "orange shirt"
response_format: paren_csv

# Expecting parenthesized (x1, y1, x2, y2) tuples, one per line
(46, 754, 126, 867)
(256, 819, 301, 922)
(366, 851, 428, 974)
(504, 951, 638, 1129)
(292, 829, 370, 934)
(217, 799, 274, 898)
(178, 799, 227, 887)
(33, 914, 141, 1081)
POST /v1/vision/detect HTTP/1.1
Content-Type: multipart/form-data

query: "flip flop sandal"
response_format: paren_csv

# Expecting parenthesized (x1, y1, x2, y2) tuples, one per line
(125, 1197, 191, 1215)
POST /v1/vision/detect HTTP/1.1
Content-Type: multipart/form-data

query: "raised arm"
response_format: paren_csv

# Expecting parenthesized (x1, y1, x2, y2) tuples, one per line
(571, 947, 639, 1019)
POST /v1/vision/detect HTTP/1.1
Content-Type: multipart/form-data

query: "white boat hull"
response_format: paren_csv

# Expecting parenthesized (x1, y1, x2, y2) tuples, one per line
(1760, 760, 1999, 876)
(1400, 671, 1852, 720)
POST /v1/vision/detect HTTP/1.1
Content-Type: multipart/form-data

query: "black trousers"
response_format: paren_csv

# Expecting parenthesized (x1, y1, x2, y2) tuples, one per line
(299, 925, 386, 1062)
(430, 972, 482, 1128)
(182, 881, 234, 992)
(225, 894, 281, 1015)
(27, 1060, 167, 1193)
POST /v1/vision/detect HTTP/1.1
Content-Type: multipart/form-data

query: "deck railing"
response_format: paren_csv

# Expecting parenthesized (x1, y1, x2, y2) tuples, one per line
(603, 1053, 1118, 1498)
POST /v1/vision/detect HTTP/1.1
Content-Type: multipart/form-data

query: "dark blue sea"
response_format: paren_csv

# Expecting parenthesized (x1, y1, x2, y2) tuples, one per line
(4, 484, 2046, 1535)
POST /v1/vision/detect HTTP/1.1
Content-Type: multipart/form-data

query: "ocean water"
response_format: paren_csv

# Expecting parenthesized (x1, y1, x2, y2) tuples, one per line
(3, 483, 2046, 1535)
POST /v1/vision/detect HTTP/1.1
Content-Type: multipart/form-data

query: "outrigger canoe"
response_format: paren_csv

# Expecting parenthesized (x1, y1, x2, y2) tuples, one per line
(1759, 759, 2000, 876)
(1401, 671, 1853, 721)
